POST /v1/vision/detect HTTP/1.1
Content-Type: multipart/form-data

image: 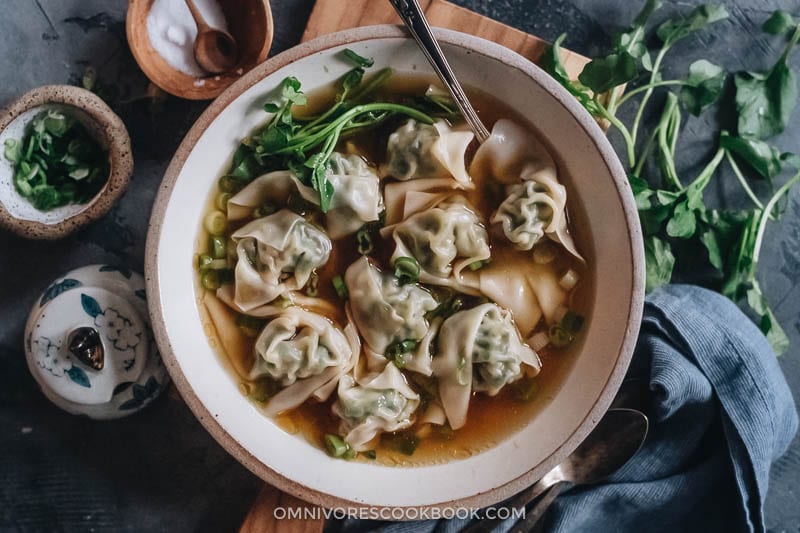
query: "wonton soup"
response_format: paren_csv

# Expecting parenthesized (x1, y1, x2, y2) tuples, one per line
(196, 53, 589, 465)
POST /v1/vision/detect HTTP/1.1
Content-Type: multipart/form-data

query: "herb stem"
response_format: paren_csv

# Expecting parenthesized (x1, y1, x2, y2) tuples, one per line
(631, 45, 671, 147)
(595, 99, 636, 167)
(725, 150, 765, 211)
(687, 146, 725, 194)
(754, 170, 800, 264)
(616, 80, 685, 108)
(634, 123, 660, 176)
(657, 93, 682, 189)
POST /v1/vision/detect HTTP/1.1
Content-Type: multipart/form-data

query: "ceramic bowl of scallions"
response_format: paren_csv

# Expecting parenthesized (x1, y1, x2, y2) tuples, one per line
(0, 85, 132, 239)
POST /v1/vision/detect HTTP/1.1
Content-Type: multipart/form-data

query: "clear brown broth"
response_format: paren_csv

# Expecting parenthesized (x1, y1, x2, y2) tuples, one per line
(197, 73, 591, 466)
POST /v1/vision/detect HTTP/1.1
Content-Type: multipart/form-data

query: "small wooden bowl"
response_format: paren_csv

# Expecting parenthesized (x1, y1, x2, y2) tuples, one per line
(126, 0, 274, 100)
(0, 85, 133, 240)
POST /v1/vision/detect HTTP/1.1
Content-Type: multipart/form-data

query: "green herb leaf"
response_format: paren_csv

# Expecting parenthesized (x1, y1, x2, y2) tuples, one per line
(644, 235, 675, 292)
(680, 59, 726, 115)
(720, 132, 784, 180)
(578, 52, 637, 94)
(542, 34, 602, 116)
(762, 10, 796, 36)
(666, 200, 697, 238)
(656, 4, 729, 46)
(735, 64, 798, 140)
(629, 175, 653, 210)
(342, 48, 375, 68)
(747, 282, 789, 355)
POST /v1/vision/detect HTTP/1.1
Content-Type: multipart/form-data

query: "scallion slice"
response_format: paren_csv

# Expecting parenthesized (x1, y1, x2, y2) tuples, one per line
(204, 210, 227, 236)
(332, 276, 348, 300)
(393, 256, 420, 284)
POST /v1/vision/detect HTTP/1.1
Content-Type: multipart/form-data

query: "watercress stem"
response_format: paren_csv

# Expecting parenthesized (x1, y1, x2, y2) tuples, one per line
(616, 80, 685, 107)
(687, 146, 725, 193)
(724, 151, 765, 211)
(595, 98, 636, 167)
(631, 45, 671, 147)
(754, 170, 800, 264)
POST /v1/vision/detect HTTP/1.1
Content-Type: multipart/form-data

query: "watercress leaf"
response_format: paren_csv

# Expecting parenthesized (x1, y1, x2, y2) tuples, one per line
(762, 10, 796, 36)
(615, 31, 646, 59)
(543, 34, 602, 116)
(699, 227, 723, 270)
(640, 204, 672, 236)
(342, 67, 365, 93)
(342, 48, 374, 68)
(644, 235, 675, 292)
(666, 200, 698, 238)
(746, 283, 789, 355)
(629, 174, 653, 209)
(4, 139, 20, 163)
(578, 52, 638, 94)
(304, 152, 326, 169)
(656, 189, 680, 206)
(657, 4, 729, 46)
(735, 63, 798, 139)
(680, 59, 726, 115)
(720, 132, 783, 180)
(263, 102, 280, 113)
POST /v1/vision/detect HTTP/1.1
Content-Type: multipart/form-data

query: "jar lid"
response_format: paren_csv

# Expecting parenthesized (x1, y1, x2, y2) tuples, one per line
(24, 265, 169, 419)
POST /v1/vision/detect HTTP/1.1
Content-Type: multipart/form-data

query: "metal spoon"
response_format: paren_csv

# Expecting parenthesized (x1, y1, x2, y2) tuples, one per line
(388, 0, 490, 142)
(464, 408, 649, 533)
(184, 0, 239, 74)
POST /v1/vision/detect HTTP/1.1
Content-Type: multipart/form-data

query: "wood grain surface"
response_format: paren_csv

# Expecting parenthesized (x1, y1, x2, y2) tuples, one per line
(240, 484, 324, 533)
(301, 0, 591, 77)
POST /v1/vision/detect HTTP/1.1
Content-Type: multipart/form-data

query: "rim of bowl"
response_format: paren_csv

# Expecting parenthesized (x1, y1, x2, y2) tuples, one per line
(0, 85, 133, 240)
(145, 24, 645, 512)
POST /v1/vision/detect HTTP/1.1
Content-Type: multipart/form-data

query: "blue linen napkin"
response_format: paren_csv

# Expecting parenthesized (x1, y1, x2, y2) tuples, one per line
(330, 285, 798, 533)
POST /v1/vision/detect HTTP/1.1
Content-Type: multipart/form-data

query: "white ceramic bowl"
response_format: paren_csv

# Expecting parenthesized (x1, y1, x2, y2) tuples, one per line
(146, 26, 644, 511)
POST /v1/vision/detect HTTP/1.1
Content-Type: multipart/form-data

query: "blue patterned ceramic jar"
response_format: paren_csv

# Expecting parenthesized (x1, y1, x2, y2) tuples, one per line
(24, 264, 169, 419)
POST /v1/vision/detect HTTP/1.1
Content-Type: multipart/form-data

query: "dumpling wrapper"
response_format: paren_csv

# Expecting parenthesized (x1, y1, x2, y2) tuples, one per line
(250, 308, 359, 416)
(382, 119, 475, 188)
(333, 363, 420, 451)
(472, 119, 583, 261)
(344, 257, 437, 356)
(433, 303, 540, 429)
(390, 198, 490, 294)
(225, 209, 331, 312)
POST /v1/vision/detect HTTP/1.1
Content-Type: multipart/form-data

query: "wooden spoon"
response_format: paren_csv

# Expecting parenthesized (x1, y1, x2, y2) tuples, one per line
(184, 0, 240, 74)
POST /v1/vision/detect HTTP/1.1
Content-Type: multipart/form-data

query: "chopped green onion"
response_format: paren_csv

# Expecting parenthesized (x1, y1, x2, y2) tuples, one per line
(236, 314, 266, 337)
(218, 268, 235, 285)
(561, 310, 585, 334)
(511, 378, 539, 402)
(363, 450, 377, 460)
(306, 271, 319, 297)
(201, 270, 220, 290)
(426, 294, 463, 320)
(548, 324, 573, 348)
(218, 175, 244, 193)
(332, 276, 348, 300)
(342, 48, 375, 68)
(324, 434, 355, 459)
(204, 210, 227, 236)
(216, 192, 232, 212)
(197, 254, 228, 271)
(381, 432, 419, 456)
(253, 201, 278, 218)
(468, 259, 489, 271)
(394, 256, 420, 284)
(386, 339, 417, 369)
(209, 236, 227, 259)
(356, 226, 373, 255)
(249, 378, 281, 403)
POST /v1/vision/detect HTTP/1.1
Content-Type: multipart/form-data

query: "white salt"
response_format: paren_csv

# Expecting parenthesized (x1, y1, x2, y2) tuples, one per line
(146, 0, 228, 78)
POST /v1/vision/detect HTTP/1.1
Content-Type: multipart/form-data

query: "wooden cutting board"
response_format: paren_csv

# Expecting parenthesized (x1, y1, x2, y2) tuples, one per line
(240, 2, 592, 531)
(301, 0, 591, 77)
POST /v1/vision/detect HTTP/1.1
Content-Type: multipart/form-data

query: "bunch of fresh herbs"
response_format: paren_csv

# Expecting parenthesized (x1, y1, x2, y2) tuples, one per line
(4, 110, 109, 210)
(544, 2, 800, 354)
(218, 49, 441, 212)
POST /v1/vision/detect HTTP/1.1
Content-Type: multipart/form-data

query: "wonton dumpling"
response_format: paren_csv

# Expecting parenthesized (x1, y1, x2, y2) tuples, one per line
(333, 363, 420, 451)
(226, 170, 298, 221)
(391, 198, 490, 288)
(295, 152, 384, 239)
(472, 119, 582, 260)
(383, 119, 474, 187)
(432, 303, 541, 429)
(251, 307, 358, 416)
(228, 210, 331, 312)
(344, 257, 437, 355)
